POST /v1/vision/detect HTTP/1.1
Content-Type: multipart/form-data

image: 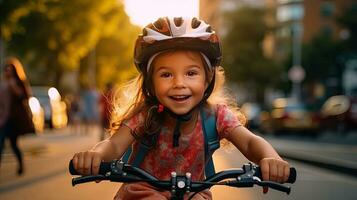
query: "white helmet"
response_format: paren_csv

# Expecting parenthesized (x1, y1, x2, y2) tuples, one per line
(134, 17, 222, 73)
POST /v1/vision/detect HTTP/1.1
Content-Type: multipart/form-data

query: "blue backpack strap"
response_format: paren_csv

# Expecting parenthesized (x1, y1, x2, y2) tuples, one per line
(200, 106, 220, 178)
(122, 146, 132, 162)
(122, 133, 157, 167)
(122, 143, 152, 167)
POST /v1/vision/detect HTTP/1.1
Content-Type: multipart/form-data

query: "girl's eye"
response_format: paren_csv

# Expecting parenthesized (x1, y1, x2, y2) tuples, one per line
(187, 70, 198, 76)
(160, 72, 172, 78)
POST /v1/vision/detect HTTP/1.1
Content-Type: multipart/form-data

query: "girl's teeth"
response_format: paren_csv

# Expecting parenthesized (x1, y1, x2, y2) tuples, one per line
(171, 95, 189, 100)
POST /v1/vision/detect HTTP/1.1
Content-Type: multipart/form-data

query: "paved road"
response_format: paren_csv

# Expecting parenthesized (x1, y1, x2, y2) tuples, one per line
(212, 148, 357, 200)
(0, 127, 357, 199)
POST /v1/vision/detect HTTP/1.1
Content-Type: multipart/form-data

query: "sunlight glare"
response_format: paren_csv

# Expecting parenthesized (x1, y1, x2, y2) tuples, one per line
(124, 0, 199, 27)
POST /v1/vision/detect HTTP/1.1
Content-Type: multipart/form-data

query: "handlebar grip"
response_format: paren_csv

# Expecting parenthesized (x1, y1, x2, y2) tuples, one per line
(287, 167, 297, 183)
(68, 159, 112, 175)
(69, 160, 79, 175)
(255, 167, 297, 183)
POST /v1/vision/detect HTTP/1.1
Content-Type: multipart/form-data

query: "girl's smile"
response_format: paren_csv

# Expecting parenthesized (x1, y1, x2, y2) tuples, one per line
(152, 50, 208, 115)
(169, 95, 191, 102)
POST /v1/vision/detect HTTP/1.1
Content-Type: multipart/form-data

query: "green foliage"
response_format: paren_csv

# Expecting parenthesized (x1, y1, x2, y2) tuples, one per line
(300, 3, 357, 96)
(2, 0, 139, 90)
(302, 33, 340, 82)
(0, 0, 43, 40)
(82, 12, 140, 89)
(338, 3, 357, 52)
(222, 6, 282, 102)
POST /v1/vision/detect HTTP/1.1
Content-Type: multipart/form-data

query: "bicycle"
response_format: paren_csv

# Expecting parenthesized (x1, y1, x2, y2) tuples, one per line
(69, 159, 296, 200)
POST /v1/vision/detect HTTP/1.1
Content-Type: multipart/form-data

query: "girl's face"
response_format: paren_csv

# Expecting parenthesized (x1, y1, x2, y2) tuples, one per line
(152, 50, 208, 115)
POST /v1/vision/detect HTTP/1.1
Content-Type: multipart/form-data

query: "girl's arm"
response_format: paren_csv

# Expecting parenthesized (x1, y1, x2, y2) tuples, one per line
(226, 126, 290, 183)
(72, 125, 134, 175)
(92, 125, 134, 161)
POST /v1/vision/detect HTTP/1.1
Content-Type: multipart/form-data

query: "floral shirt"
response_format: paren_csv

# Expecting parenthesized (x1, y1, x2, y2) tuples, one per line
(122, 104, 241, 181)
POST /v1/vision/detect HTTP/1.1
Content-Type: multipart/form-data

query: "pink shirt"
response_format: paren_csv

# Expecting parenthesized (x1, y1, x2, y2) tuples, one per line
(122, 104, 241, 181)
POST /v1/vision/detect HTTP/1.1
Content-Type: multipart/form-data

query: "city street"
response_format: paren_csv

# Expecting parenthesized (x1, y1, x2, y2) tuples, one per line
(2, 0, 357, 199)
(0, 126, 357, 200)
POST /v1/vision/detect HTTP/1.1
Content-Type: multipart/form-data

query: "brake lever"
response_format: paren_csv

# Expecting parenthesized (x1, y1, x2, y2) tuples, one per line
(225, 163, 258, 187)
(253, 177, 291, 194)
(226, 169, 291, 195)
(72, 175, 106, 186)
(225, 174, 255, 188)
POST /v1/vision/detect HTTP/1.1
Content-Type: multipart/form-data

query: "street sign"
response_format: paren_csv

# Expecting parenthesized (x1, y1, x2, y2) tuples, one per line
(288, 65, 305, 83)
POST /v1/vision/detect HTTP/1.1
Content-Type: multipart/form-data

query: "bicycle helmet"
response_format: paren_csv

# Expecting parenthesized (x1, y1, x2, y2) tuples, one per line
(134, 17, 222, 72)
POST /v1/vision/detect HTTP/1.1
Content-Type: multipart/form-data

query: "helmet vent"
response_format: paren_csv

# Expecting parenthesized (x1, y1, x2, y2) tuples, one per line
(191, 17, 201, 29)
(153, 18, 164, 30)
(206, 26, 212, 33)
(173, 17, 183, 27)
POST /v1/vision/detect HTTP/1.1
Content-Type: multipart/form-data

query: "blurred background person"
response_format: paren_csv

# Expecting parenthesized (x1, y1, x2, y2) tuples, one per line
(98, 82, 115, 141)
(0, 57, 35, 175)
(80, 84, 99, 135)
(68, 93, 84, 135)
(0, 71, 11, 145)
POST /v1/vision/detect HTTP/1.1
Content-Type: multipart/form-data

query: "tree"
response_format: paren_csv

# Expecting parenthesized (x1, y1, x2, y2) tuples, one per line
(222, 6, 282, 103)
(300, 3, 357, 97)
(77, 3, 140, 89)
(80, 12, 140, 89)
(0, 0, 43, 69)
(338, 3, 357, 53)
(302, 34, 340, 82)
(4, 0, 138, 89)
(0, 0, 42, 41)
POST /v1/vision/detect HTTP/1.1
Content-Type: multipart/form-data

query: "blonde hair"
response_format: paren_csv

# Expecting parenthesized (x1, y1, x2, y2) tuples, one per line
(110, 50, 246, 136)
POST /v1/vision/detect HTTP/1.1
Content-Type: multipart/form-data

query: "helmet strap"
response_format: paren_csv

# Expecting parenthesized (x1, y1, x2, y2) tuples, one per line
(172, 114, 191, 147)
(202, 70, 216, 101)
(158, 105, 193, 147)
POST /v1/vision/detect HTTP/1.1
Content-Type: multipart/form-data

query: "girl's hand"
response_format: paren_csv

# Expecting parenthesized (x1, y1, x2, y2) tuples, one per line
(259, 157, 290, 183)
(72, 150, 103, 175)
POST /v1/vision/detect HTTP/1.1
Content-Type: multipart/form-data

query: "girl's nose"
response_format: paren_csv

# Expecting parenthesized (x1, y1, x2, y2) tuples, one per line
(172, 76, 186, 88)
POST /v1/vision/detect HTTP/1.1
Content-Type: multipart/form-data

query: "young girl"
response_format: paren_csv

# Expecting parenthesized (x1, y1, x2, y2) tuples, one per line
(72, 17, 291, 200)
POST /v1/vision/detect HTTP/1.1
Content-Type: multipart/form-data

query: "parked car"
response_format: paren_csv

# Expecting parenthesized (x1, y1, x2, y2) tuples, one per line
(31, 86, 68, 129)
(320, 95, 357, 133)
(240, 102, 262, 130)
(260, 98, 320, 134)
(28, 96, 45, 133)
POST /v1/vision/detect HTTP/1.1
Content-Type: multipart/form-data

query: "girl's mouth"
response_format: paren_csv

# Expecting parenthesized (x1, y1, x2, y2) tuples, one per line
(169, 95, 191, 102)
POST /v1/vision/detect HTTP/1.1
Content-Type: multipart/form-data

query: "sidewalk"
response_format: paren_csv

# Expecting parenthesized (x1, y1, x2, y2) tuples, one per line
(266, 133, 357, 177)
(2, 126, 95, 157)
(2, 128, 67, 156)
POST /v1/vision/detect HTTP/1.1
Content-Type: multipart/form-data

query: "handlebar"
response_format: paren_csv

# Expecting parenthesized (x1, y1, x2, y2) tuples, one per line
(69, 159, 296, 197)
